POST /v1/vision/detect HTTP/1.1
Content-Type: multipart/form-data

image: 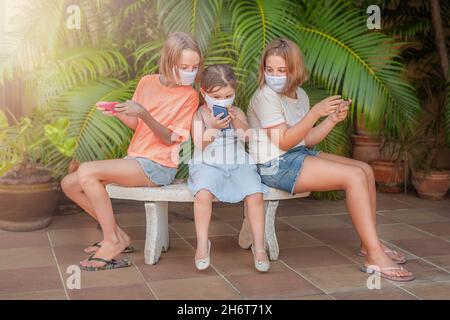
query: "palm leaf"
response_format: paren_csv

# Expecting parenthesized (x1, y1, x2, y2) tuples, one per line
(156, 0, 223, 52)
(295, 0, 420, 137)
(42, 79, 136, 178)
(0, 0, 68, 83)
(28, 47, 129, 106)
(231, 0, 301, 107)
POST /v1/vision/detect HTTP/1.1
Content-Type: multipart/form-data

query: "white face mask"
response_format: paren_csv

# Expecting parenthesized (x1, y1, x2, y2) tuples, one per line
(264, 72, 287, 93)
(204, 93, 235, 110)
(173, 67, 198, 86)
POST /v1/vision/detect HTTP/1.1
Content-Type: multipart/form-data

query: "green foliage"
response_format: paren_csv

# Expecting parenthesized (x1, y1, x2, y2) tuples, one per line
(0, 0, 426, 197)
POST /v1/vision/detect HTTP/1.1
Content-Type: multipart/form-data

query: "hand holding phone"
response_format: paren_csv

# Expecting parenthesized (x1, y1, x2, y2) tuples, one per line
(212, 105, 231, 130)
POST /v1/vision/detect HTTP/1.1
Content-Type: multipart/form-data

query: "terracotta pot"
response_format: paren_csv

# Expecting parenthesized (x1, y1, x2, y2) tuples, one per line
(0, 180, 59, 231)
(351, 134, 382, 163)
(370, 160, 405, 193)
(412, 170, 450, 200)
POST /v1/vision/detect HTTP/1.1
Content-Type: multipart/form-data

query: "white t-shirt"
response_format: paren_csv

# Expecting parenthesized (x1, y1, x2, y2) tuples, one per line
(247, 85, 310, 164)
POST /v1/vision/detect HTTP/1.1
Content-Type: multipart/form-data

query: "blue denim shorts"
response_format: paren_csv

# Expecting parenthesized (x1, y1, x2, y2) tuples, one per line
(256, 145, 321, 194)
(123, 156, 177, 186)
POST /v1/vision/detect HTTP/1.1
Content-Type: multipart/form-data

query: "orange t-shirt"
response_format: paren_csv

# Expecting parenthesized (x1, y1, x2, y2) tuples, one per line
(127, 74, 199, 168)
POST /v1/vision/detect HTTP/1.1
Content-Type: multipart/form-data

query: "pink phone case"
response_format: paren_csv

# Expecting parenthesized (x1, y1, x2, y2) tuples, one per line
(96, 101, 119, 114)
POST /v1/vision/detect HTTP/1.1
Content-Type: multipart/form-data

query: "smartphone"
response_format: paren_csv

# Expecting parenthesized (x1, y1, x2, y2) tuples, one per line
(212, 105, 231, 130)
(96, 101, 119, 114)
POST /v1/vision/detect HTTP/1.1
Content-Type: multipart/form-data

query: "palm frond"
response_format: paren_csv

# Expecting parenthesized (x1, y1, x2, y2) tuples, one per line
(295, 0, 421, 137)
(28, 47, 129, 106)
(231, 0, 301, 107)
(157, 0, 223, 52)
(43, 79, 137, 177)
(0, 0, 68, 83)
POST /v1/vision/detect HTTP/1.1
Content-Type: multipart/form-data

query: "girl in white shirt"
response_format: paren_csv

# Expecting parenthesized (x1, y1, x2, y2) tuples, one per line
(246, 38, 414, 282)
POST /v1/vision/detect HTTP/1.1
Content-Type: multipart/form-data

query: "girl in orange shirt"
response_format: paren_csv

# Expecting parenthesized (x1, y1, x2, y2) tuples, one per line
(61, 32, 202, 271)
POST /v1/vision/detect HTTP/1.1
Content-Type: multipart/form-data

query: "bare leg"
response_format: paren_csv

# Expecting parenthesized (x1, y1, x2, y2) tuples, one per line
(317, 153, 405, 261)
(193, 189, 214, 261)
(244, 193, 268, 262)
(62, 159, 157, 268)
(293, 156, 413, 278)
(61, 161, 157, 254)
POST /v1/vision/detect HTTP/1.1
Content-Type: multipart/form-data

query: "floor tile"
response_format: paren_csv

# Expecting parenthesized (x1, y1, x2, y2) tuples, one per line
(135, 256, 218, 282)
(68, 283, 155, 300)
(279, 246, 355, 269)
(0, 266, 63, 294)
(150, 276, 241, 300)
(227, 271, 322, 299)
(0, 247, 55, 270)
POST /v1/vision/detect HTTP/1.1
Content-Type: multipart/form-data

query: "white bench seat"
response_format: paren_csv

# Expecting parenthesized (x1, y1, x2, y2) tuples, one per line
(106, 179, 309, 264)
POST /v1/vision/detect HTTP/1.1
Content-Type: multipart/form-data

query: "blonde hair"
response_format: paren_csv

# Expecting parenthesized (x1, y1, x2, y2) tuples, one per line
(159, 32, 203, 84)
(258, 38, 308, 94)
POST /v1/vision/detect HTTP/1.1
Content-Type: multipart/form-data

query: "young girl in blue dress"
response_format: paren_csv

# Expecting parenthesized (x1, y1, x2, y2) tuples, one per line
(188, 64, 270, 272)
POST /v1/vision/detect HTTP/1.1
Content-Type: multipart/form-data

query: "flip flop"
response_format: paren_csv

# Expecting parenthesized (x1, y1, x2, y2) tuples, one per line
(79, 255, 132, 272)
(360, 265, 415, 282)
(357, 249, 407, 264)
(84, 242, 135, 254)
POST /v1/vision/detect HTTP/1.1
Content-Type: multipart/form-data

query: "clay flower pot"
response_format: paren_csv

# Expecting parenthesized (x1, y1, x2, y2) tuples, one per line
(351, 134, 382, 164)
(412, 170, 450, 200)
(370, 160, 405, 193)
(0, 171, 59, 231)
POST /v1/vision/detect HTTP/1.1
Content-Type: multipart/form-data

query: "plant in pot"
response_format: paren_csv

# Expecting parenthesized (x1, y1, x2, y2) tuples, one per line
(351, 111, 383, 164)
(0, 110, 76, 231)
(410, 79, 450, 200)
(370, 131, 414, 193)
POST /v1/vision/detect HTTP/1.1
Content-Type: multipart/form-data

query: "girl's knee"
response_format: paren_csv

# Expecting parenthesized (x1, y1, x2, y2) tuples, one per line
(245, 192, 264, 205)
(194, 189, 214, 203)
(61, 173, 77, 194)
(359, 161, 374, 177)
(348, 167, 368, 187)
(77, 162, 96, 186)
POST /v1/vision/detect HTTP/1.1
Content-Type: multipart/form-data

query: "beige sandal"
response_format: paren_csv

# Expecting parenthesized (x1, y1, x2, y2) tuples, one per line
(360, 265, 415, 282)
(357, 248, 407, 264)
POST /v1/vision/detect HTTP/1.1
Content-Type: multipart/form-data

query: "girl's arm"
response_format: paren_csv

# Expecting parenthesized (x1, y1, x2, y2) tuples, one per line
(114, 100, 176, 145)
(229, 107, 250, 142)
(191, 112, 214, 150)
(304, 101, 351, 147)
(266, 96, 344, 151)
(114, 113, 139, 131)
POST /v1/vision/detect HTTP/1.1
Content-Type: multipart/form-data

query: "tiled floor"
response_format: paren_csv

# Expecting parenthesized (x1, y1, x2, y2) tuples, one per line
(0, 191, 449, 300)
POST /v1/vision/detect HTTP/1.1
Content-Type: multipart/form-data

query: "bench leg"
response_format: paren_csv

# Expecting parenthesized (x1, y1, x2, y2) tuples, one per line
(144, 201, 169, 265)
(265, 200, 279, 261)
(238, 200, 280, 261)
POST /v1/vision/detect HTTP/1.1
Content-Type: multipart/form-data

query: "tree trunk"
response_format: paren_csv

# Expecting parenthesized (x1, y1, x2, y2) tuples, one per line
(430, 0, 449, 80)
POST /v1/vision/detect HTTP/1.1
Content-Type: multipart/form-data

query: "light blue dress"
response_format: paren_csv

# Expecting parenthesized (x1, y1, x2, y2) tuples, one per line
(188, 107, 269, 203)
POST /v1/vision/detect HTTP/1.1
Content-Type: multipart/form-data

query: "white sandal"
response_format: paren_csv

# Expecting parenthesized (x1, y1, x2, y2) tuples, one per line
(251, 245, 270, 273)
(195, 240, 211, 271)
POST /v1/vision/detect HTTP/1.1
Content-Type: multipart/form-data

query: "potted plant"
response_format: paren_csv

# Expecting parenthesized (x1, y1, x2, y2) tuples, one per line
(0, 110, 76, 231)
(411, 80, 450, 200)
(351, 111, 382, 164)
(370, 136, 407, 193)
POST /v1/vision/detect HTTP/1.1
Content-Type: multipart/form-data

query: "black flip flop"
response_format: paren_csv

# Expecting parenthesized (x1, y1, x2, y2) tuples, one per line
(79, 255, 132, 271)
(85, 242, 135, 254)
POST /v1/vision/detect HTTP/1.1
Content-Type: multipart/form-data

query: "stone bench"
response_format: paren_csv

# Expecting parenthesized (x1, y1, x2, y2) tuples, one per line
(106, 179, 309, 265)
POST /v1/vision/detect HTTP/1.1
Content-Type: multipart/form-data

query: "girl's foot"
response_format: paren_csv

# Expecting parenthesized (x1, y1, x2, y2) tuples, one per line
(251, 245, 270, 272)
(359, 243, 407, 264)
(195, 240, 211, 271)
(84, 226, 131, 254)
(363, 250, 414, 281)
(79, 238, 129, 269)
